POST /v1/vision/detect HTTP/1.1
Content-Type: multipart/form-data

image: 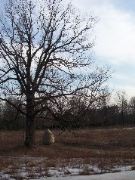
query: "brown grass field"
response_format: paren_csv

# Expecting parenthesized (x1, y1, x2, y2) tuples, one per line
(0, 127, 135, 160)
(0, 127, 135, 174)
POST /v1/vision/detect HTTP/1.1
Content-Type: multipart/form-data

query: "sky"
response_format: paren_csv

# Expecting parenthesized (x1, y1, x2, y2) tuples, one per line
(0, 0, 135, 99)
(72, 0, 135, 99)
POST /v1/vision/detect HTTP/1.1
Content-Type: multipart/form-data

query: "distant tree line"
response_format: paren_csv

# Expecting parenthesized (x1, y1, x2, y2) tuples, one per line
(0, 91, 135, 130)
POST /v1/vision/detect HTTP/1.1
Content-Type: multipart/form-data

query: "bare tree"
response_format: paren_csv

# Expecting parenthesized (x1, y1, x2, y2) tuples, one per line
(129, 97, 135, 114)
(0, 0, 110, 147)
(116, 91, 128, 125)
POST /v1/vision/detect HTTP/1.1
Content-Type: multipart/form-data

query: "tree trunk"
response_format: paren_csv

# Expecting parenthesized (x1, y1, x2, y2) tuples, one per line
(24, 115, 35, 147)
(24, 94, 35, 147)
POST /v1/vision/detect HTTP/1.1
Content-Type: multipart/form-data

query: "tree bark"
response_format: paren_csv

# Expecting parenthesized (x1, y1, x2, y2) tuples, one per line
(24, 94, 35, 147)
(24, 116, 35, 147)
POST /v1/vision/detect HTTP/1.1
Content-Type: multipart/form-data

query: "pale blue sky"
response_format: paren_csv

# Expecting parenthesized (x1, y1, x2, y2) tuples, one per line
(72, 0, 135, 98)
(1, 0, 135, 98)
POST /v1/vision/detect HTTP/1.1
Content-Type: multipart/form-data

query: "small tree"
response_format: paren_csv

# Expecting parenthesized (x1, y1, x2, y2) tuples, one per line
(129, 97, 135, 114)
(2, 97, 24, 129)
(128, 96, 135, 124)
(0, 0, 110, 147)
(116, 91, 128, 125)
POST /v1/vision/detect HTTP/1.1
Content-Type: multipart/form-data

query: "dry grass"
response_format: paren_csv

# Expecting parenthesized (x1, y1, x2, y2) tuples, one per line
(0, 127, 135, 165)
(1, 128, 135, 178)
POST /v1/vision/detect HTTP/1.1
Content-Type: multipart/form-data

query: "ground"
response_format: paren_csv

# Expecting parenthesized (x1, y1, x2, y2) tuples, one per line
(47, 171, 135, 180)
(0, 127, 135, 179)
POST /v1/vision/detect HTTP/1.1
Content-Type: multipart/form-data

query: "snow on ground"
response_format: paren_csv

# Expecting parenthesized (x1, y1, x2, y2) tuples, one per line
(0, 156, 135, 179)
(46, 171, 135, 180)
(0, 164, 134, 179)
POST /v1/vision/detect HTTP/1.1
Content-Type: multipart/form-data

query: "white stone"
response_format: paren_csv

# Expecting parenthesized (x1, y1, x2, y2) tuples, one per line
(43, 129, 55, 145)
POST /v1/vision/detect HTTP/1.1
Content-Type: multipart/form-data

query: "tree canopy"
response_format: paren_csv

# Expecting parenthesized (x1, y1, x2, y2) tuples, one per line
(0, 0, 110, 147)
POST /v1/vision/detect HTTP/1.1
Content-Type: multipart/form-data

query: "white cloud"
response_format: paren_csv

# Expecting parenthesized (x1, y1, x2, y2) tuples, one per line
(72, 0, 135, 97)
(73, 0, 135, 65)
(95, 6, 135, 64)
